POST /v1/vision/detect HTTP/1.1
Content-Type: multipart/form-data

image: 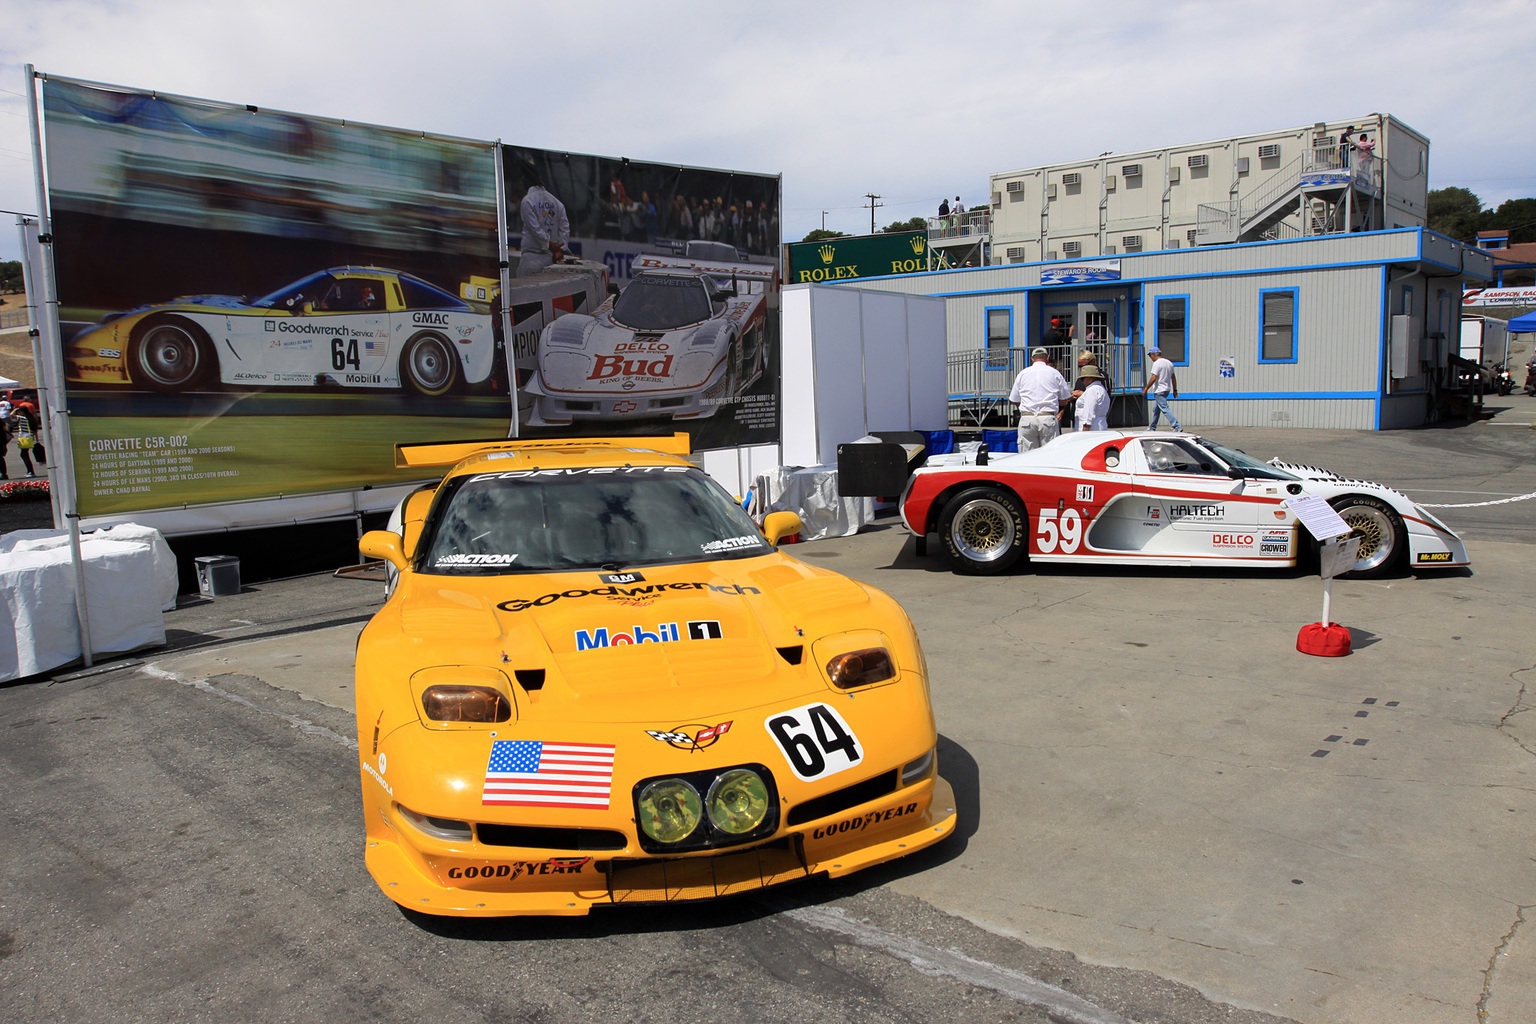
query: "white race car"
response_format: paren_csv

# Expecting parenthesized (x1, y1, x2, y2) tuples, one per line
(524, 263, 771, 424)
(899, 430, 1469, 578)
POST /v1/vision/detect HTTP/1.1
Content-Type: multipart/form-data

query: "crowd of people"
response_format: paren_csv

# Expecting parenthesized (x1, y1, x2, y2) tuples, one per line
(608, 184, 777, 255)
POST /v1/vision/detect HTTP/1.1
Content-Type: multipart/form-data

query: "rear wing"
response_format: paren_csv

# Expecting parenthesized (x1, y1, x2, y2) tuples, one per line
(394, 433, 692, 469)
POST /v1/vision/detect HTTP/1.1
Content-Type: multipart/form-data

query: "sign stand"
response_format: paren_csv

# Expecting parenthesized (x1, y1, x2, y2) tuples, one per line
(1284, 494, 1360, 657)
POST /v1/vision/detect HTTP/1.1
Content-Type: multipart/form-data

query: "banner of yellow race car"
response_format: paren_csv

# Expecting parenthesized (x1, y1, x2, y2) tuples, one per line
(37, 74, 781, 517)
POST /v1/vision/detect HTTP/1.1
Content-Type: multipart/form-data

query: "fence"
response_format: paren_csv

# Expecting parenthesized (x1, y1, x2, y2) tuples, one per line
(947, 342, 1142, 426)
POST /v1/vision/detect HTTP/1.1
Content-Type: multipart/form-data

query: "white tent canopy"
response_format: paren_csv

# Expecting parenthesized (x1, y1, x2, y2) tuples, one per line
(0, 374, 20, 388)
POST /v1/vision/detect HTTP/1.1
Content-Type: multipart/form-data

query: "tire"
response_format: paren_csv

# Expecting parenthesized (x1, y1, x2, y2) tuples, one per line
(400, 332, 459, 397)
(938, 486, 1027, 575)
(128, 316, 214, 391)
(1329, 495, 1404, 578)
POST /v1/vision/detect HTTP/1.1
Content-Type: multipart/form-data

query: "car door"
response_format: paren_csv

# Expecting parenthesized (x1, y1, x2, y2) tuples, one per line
(1128, 437, 1265, 559)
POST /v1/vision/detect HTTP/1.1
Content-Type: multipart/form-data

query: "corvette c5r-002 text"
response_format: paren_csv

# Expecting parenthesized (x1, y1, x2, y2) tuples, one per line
(354, 434, 956, 917)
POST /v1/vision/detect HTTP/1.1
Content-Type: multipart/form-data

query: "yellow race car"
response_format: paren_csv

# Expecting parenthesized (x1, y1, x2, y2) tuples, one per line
(356, 434, 956, 917)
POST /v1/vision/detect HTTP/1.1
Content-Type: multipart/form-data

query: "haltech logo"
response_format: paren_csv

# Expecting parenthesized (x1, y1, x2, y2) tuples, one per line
(818, 244, 836, 264)
(909, 235, 926, 255)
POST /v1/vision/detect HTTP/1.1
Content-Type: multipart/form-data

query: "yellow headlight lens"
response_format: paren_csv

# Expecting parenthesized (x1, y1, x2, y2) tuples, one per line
(825, 647, 895, 689)
(637, 779, 702, 844)
(706, 769, 770, 835)
(421, 685, 511, 722)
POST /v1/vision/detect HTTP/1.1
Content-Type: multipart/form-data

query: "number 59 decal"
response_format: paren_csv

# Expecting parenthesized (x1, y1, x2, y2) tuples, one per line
(1036, 508, 1083, 553)
(765, 703, 864, 781)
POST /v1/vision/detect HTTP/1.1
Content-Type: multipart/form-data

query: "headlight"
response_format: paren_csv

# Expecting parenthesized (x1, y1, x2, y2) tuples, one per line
(398, 804, 473, 842)
(637, 778, 703, 845)
(421, 685, 512, 722)
(706, 769, 770, 835)
(826, 647, 896, 689)
(901, 748, 935, 786)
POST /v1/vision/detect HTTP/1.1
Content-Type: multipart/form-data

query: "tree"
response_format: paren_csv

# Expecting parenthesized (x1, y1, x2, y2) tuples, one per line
(1488, 198, 1536, 244)
(1426, 187, 1485, 241)
(801, 229, 846, 242)
(0, 260, 22, 294)
(881, 217, 927, 233)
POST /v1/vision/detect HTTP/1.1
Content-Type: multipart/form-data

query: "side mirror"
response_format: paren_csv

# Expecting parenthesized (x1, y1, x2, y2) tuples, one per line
(1227, 466, 1246, 480)
(360, 530, 408, 571)
(762, 511, 802, 546)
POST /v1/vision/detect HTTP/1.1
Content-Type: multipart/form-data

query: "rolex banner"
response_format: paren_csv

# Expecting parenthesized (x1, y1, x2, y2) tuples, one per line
(786, 231, 931, 284)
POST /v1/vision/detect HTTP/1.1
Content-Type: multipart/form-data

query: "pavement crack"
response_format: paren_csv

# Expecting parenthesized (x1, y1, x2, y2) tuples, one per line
(1478, 904, 1531, 1023)
(1496, 665, 1534, 758)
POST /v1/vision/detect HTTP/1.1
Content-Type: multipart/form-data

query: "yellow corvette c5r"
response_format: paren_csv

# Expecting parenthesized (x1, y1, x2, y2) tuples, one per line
(356, 435, 956, 917)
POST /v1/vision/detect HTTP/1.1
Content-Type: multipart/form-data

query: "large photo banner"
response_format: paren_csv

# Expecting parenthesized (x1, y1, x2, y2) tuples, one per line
(42, 76, 504, 517)
(501, 145, 782, 452)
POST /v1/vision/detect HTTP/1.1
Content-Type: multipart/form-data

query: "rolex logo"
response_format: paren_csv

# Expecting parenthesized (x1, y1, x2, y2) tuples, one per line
(909, 235, 926, 255)
(818, 244, 836, 264)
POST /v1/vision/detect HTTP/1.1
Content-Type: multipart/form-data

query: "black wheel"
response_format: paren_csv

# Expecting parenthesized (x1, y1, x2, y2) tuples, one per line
(938, 486, 1027, 575)
(128, 316, 214, 391)
(400, 332, 459, 397)
(1330, 495, 1404, 578)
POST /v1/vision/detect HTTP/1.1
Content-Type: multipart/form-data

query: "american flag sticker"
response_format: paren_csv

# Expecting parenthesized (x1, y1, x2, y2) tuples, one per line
(483, 740, 616, 809)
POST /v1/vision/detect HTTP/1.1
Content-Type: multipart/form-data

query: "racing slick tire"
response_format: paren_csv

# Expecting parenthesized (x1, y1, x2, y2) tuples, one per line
(939, 486, 1027, 575)
(1329, 495, 1404, 579)
(400, 331, 460, 397)
(128, 316, 215, 392)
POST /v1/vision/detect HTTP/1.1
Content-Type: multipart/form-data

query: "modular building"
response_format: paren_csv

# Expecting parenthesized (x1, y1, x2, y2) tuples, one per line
(831, 228, 1494, 430)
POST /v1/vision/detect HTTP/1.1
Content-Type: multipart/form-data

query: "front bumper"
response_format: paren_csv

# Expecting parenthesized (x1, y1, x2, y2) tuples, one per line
(364, 774, 956, 917)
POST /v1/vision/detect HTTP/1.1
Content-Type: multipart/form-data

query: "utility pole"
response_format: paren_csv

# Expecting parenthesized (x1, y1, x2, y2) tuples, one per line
(821, 210, 828, 231)
(864, 193, 882, 233)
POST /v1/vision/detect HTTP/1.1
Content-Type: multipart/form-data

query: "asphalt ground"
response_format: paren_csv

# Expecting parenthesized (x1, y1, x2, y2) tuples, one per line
(2, 405, 1535, 1024)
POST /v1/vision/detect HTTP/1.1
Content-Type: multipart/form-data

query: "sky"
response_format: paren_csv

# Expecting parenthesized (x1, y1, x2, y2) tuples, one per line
(2, 0, 1535, 264)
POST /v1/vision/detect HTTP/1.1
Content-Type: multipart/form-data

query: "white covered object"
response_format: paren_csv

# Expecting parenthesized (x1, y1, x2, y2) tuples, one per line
(0, 530, 170, 682)
(757, 466, 875, 542)
(1, 524, 179, 612)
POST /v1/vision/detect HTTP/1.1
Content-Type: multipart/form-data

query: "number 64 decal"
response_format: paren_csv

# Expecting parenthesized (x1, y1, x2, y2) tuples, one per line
(1036, 508, 1083, 553)
(765, 703, 864, 781)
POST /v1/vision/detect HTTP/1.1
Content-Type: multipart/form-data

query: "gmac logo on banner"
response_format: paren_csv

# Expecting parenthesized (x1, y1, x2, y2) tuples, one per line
(1041, 259, 1122, 286)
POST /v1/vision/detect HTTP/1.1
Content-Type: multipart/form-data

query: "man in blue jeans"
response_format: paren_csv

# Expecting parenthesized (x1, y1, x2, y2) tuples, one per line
(1143, 346, 1181, 431)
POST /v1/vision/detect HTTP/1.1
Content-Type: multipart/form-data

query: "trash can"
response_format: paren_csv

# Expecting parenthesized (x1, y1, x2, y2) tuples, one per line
(194, 555, 241, 597)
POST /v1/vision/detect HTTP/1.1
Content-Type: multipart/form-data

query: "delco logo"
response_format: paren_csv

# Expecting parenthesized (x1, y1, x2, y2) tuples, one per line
(574, 620, 722, 650)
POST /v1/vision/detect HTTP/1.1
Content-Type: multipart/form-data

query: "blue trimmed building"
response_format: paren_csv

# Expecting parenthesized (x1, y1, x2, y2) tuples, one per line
(830, 228, 1493, 430)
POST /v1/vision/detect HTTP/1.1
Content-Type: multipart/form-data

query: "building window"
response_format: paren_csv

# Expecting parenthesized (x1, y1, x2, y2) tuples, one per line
(985, 307, 1012, 368)
(1156, 296, 1189, 365)
(1259, 288, 1298, 363)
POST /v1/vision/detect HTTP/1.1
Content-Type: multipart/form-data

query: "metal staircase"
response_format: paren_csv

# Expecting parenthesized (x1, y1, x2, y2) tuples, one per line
(1196, 146, 1381, 245)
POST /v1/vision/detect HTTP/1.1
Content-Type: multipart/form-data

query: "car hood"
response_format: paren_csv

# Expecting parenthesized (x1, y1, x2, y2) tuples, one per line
(371, 554, 881, 723)
(102, 294, 252, 321)
(537, 313, 722, 394)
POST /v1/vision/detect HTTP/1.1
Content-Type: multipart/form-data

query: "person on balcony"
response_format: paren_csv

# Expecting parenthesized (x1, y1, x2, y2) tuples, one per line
(1338, 126, 1355, 169)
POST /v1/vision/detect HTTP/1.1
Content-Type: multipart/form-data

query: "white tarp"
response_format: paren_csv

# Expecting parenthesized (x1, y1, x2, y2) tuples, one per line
(0, 524, 176, 682)
(755, 465, 875, 542)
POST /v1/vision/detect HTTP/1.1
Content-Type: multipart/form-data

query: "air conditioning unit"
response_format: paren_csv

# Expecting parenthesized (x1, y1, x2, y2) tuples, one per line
(1106, 174, 1117, 190)
(1047, 183, 1058, 199)
(1187, 154, 1208, 169)
(1062, 241, 1081, 257)
(1006, 180, 1024, 193)
(1186, 228, 1198, 243)
(1259, 143, 1281, 159)
(1236, 157, 1250, 174)
(1123, 234, 1142, 249)
(1169, 166, 1181, 183)
(992, 191, 1002, 207)
(1006, 246, 1024, 259)
(1063, 172, 1081, 187)
(1122, 163, 1142, 177)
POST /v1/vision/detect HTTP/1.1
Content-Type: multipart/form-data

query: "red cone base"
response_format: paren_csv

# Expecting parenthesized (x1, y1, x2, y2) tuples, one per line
(1296, 622, 1351, 657)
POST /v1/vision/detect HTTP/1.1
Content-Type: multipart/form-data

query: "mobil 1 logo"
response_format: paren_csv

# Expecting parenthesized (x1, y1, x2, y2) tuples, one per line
(765, 702, 864, 781)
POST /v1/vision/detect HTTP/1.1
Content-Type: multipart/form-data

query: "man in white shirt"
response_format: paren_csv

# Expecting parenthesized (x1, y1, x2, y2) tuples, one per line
(1143, 345, 1181, 431)
(1008, 347, 1071, 451)
(518, 179, 570, 278)
(1074, 366, 1110, 430)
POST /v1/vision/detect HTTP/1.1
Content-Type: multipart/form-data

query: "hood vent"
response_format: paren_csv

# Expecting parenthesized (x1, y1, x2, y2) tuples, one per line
(776, 645, 804, 666)
(514, 668, 546, 691)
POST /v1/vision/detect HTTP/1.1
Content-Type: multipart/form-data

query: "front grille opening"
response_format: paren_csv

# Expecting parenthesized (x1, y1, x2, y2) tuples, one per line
(477, 823, 628, 851)
(784, 770, 900, 827)
(655, 397, 687, 409)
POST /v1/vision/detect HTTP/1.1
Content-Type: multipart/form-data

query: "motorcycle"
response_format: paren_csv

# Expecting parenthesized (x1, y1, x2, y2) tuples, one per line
(1492, 362, 1516, 396)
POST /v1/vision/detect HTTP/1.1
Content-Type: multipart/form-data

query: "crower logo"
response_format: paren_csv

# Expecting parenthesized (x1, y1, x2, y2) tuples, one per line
(810, 802, 920, 840)
(1416, 551, 1453, 563)
(499, 582, 759, 613)
(446, 857, 591, 881)
(646, 720, 733, 751)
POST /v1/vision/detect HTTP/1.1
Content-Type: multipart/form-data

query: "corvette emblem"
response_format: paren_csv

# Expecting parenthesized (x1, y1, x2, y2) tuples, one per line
(646, 721, 733, 751)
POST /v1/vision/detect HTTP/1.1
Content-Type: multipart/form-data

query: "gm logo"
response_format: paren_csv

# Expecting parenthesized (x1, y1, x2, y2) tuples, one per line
(264, 320, 276, 331)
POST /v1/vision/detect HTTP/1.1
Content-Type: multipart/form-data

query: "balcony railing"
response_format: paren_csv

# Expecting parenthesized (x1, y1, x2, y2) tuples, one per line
(928, 208, 991, 241)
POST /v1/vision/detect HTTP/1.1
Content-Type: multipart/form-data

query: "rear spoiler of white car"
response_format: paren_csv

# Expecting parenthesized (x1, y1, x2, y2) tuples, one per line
(393, 433, 692, 469)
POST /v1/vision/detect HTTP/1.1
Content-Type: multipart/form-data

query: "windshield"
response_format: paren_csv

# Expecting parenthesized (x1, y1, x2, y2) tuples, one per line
(612, 274, 715, 331)
(253, 271, 335, 310)
(1196, 438, 1301, 481)
(417, 465, 772, 574)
